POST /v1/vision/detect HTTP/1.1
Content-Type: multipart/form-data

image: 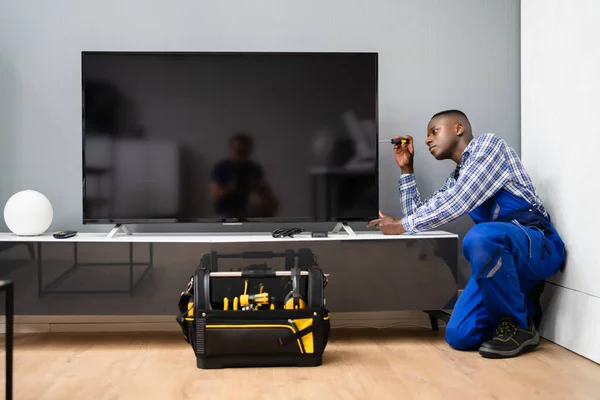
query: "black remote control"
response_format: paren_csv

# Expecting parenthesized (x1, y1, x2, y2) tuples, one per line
(272, 228, 303, 238)
(311, 231, 328, 238)
(53, 230, 78, 239)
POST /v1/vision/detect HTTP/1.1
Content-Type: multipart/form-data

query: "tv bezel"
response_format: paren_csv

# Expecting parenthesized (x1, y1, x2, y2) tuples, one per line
(81, 50, 379, 225)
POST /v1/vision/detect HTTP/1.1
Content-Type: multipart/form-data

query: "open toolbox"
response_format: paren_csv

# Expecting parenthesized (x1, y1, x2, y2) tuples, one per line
(176, 248, 331, 369)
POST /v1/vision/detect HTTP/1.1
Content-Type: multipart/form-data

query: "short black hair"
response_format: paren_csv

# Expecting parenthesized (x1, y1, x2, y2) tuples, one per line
(431, 109, 469, 120)
(230, 132, 253, 146)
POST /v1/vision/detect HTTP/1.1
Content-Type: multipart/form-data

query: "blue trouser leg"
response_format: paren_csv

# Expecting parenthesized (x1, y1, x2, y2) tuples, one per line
(445, 276, 493, 350)
(446, 221, 564, 350)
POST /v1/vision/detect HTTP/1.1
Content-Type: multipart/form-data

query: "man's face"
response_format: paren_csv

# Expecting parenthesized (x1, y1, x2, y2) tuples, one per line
(230, 139, 252, 163)
(425, 116, 461, 160)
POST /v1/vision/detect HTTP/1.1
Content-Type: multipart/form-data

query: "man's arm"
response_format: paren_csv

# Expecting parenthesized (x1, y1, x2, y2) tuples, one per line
(401, 136, 510, 234)
(394, 135, 425, 215)
(398, 174, 422, 216)
(249, 179, 279, 217)
(210, 182, 231, 201)
(209, 162, 233, 202)
(398, 173, 453, 216)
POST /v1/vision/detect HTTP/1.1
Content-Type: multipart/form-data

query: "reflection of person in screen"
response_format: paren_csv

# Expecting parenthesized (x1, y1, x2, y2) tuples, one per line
(209, 133, 278, 219)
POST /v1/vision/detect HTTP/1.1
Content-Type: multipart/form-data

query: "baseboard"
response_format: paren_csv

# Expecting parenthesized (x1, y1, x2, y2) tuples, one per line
(0, 311, 448, 334)
(539, 283, 600, 364)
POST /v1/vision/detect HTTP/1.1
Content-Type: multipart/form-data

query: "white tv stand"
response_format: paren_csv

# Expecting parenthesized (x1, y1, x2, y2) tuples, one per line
(0, 229, 459, 330)
(0, 230, 455, 244)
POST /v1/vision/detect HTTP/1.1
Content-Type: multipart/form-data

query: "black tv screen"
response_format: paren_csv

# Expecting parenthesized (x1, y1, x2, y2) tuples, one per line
(82, 51, 379, 224)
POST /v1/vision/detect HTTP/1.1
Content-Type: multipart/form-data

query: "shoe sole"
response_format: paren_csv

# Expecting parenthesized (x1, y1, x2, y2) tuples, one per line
(479, 331, 540, 359)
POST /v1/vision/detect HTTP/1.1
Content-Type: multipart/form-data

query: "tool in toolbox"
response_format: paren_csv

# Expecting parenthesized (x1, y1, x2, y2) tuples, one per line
(240, 280, 272, 310)
(176, 248, 330, 369)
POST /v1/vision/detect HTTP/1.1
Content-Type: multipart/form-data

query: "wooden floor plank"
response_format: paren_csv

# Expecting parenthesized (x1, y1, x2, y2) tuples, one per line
(0, 328, 598, 400)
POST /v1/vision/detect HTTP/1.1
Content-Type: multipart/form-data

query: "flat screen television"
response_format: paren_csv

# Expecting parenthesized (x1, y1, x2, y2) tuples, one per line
(82, 51, 379, 224)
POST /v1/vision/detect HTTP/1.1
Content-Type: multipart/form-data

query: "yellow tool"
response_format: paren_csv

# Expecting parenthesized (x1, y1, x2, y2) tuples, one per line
(238, 279, 275, 310)
(255, 283, 265, 310)
(223, 297, 229, 311)
(283, 291, 307, 310)
(240, 292, 270, 307)
(233, 297, 239, 311)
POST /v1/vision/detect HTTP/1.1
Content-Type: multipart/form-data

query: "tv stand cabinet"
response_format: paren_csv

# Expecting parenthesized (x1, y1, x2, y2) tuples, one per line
(0, 230, 458, 329)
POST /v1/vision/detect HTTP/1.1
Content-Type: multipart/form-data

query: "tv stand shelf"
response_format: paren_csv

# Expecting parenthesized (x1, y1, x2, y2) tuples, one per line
(0, 230, 458, 328)
(0, 230, 456, 243)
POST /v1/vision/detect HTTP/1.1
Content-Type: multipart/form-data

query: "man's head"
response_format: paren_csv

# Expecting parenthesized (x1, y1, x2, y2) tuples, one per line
(425, 109, 473, 161)
(229, 133, 253, 163)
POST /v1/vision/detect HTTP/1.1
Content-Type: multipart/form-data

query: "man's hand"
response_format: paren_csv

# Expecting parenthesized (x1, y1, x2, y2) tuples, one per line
(393, 135, 414, 174)
(367, 211, 406, 235)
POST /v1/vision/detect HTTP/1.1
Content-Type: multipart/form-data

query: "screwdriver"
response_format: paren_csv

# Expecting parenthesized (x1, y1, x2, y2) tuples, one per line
(391, 138, 408, 145)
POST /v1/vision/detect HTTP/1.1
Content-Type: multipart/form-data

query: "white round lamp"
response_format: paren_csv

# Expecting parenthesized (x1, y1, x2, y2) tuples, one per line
(4, 190, 53, 236)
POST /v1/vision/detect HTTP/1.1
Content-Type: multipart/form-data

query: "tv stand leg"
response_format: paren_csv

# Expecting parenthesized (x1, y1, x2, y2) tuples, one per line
(107, 224, 133, 239)
(332, 222, 356, 237)
(424, 310, 451, 332)
(428, 313, 439, 331)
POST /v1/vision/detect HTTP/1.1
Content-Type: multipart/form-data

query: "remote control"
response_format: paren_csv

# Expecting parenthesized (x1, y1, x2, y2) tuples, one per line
(53, 230, 78, 239)
(311, 231, 328, 238)
(272, 228, 303, 238)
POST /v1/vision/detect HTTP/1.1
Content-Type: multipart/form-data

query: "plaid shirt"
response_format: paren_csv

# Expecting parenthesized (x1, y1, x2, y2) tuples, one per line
(399, 133, 548, 234)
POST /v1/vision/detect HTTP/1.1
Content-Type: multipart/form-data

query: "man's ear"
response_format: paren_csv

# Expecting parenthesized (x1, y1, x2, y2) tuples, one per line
(455, 123, 464, 136)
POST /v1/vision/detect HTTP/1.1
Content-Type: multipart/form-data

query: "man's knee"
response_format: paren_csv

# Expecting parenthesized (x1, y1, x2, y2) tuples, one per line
(463, 223, 508, 273)
(445, 317, 484, 351)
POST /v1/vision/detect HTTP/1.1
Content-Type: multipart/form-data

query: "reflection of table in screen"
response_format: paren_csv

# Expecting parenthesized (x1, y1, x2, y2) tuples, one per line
(310, 165, 377, 220)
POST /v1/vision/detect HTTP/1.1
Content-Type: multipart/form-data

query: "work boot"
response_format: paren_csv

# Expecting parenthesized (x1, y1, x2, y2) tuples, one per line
(479, 317, 539, 359)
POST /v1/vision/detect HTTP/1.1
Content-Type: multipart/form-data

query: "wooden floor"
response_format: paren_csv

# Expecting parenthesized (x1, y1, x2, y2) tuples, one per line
(1, 328, 599, 399)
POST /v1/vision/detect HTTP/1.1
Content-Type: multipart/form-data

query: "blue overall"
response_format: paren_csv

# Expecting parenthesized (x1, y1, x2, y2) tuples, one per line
(445, 189, 566, 350)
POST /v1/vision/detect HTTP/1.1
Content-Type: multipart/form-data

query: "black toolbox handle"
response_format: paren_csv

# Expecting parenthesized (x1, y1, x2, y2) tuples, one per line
(200, 249, 316, 272)
(240, 270, 277, 279)
(218, 251, 282, 259)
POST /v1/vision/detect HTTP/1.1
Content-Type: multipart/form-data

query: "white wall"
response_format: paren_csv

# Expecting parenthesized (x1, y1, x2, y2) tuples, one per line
(521, 0, 600, 363)
(0, 0, 521, 287)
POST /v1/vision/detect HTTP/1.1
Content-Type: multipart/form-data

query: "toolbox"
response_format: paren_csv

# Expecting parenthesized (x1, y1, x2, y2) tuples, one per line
(176, 248, 331, 369)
